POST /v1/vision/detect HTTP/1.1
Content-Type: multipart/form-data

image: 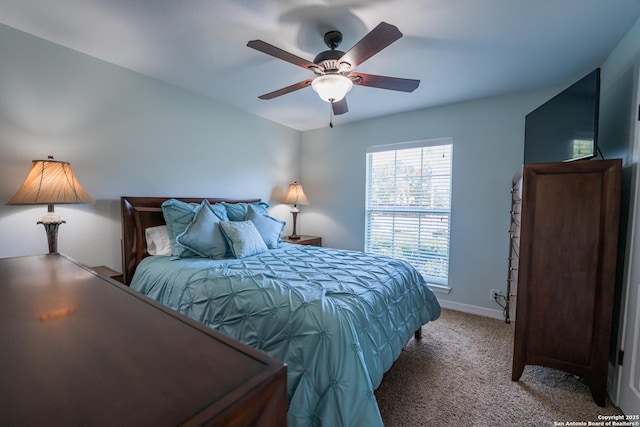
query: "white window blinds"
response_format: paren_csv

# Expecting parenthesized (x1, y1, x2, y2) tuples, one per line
(365, 139, 453, 285)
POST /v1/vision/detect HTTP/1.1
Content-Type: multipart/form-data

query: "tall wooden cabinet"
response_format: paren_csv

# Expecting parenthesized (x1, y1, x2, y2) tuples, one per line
(511, 159, 622, 407)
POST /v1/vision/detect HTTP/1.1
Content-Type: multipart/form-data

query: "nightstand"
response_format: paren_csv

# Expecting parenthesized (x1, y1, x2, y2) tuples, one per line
(282, 235, 322, 247)
(92, 265, 124, 284)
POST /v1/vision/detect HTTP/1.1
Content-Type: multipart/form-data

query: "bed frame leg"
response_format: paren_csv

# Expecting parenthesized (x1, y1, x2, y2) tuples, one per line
(414, 327, 422, 340)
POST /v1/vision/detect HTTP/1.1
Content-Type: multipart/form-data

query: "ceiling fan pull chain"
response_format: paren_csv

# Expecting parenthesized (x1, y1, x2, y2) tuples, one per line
(329, 101, 334, 128)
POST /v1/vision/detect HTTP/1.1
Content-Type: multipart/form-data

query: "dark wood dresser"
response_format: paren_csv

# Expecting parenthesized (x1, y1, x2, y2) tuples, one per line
(511, 159, 621, 406)
(0, 254, 287, 426)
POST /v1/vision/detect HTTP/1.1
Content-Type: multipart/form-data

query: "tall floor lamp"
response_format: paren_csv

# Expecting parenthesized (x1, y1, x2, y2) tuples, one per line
(7, 156, 94, 254)
(282, 182, 310, 240)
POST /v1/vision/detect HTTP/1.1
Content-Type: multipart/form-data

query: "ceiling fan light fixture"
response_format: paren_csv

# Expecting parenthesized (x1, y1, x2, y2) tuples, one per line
(311, 74, 353, 102)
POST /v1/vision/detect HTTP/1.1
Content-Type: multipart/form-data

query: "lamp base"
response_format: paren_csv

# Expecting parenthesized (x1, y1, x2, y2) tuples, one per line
(289, 210, 300, 240)
(37, 220, 65, 254)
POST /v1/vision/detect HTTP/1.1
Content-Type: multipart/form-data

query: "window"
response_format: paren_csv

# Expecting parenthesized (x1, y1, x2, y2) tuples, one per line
(365, 138, 453, 286)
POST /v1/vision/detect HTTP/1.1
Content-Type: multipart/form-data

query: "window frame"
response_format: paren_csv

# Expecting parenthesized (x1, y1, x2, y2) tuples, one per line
(364, 138, 453, 288)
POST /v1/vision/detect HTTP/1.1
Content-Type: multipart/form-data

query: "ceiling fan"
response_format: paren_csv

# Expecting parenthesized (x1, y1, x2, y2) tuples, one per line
(247, 22, 420, 118)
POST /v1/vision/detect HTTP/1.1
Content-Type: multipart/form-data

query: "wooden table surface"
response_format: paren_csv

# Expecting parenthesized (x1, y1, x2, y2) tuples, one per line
(0, 254, 286, 426)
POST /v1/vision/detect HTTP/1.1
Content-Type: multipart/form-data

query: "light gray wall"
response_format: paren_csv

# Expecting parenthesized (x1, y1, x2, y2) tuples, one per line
(300, 89, 559, 316)
(0, 24, 301, 271)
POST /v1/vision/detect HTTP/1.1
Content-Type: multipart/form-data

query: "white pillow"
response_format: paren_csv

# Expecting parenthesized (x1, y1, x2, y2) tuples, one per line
(145, 225, 171, 256)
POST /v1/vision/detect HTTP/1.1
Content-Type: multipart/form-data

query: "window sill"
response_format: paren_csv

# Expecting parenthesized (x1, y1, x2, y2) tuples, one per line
(427, 283, 451, 294)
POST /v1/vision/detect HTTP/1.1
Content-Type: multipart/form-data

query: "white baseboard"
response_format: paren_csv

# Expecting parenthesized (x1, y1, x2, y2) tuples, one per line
(438, 299, 506, 321)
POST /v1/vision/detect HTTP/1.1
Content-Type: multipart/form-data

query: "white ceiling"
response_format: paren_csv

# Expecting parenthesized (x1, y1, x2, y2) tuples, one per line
(2, 0, 640, 131)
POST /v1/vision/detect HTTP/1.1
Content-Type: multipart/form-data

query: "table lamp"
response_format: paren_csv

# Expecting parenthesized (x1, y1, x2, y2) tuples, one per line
(282, 182, 309, 240)
(7, 156, 94, 253)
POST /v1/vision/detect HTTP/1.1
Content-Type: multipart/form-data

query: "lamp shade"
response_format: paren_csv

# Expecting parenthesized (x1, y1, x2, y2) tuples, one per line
(7, 158, 94, 206)
(311, 74, 353, 102)
(283, 182, 310, 206)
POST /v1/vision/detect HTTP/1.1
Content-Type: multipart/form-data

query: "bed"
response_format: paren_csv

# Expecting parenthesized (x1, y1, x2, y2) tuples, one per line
(121, 196, 441, 427)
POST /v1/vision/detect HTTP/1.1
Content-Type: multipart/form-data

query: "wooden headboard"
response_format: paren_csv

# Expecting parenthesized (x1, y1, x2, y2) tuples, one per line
(120, 196, 260, 285)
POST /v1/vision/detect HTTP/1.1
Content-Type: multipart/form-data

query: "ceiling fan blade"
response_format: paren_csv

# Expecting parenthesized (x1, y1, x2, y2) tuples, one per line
(258, 79, 314, 100)
(247, 40, 317, 70)
(332, 98, 348, 115)
(338, 22, 403, 71)
(352, 73, 420, 92)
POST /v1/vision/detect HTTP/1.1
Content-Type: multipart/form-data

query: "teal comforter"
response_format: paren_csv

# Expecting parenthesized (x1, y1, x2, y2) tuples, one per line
(131, 244, 440, 426)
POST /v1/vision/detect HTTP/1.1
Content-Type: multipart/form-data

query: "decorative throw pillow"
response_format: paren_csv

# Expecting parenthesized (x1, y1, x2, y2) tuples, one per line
(176, 200, 228, 259)
(145, 225, 171, 256)
(161, 199, 200, 258)
(222, 201, 270, 221)
(219, 220, 269, 259)
(246, 205, 285, 249)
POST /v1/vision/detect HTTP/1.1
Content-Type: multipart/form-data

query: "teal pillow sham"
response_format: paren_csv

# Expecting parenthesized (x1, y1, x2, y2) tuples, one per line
(161, 199, 200, 258)
(208, 202, 230, 222)
(161, 198, 230, 258)
(246, 205, 285, 249)
(176, 200, 228, 259)
(219, 220, 269, 259)
(222, 201, 270, 221)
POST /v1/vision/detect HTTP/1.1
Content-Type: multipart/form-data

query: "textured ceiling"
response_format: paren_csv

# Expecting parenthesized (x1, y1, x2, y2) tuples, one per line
(1, 0, 640, 131)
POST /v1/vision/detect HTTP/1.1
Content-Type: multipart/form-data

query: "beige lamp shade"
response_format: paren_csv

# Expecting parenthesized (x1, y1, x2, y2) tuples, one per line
(282, 182, 310, 206)
(7, 158, 94, 206)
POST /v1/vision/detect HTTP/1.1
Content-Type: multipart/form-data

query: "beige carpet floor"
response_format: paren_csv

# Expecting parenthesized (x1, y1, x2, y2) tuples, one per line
(375, 308, 624, 427)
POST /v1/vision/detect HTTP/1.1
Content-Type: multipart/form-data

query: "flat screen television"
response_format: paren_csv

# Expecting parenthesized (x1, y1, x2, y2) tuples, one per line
(524, 68, 600, 163)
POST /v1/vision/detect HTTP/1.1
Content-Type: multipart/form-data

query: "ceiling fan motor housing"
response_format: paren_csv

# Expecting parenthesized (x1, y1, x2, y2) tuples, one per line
(313, 49, 347, 73)
(312, 30, 350, 74)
